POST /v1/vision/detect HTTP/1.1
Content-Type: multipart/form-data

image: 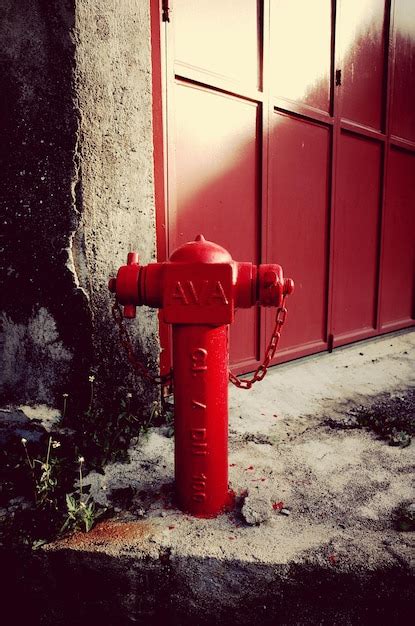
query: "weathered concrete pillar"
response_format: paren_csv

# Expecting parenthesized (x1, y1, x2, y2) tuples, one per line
(0, 1, 159, 423)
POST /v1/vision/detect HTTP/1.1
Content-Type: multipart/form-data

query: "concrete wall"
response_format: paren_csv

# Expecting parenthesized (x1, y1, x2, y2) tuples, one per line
(0, 0, 159, 415)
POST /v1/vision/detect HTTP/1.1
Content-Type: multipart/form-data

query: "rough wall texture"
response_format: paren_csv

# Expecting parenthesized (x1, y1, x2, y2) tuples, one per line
(74, 0, 159, 407)
(0, 0, 158, 415)
(0, 0, 91, 406)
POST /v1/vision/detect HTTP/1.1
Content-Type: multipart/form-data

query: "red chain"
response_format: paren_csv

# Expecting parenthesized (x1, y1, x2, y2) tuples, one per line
(112, 296, 288, 391)
(228, 296, 288, 389)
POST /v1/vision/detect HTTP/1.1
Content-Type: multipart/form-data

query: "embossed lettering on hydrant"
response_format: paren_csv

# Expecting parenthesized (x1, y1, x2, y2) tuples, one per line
(190, 428, 207, 456)
(171, 280, 229, 306)
(208, 280, 229, 305)
(192, 400, 207, 409)
(172, 281, 189, 304)
(192, 473, 207, 502)
(191, 348, 208, 375)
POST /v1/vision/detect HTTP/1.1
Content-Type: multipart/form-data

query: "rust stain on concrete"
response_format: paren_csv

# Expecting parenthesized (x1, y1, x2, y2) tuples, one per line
(56, 520, 152, 550)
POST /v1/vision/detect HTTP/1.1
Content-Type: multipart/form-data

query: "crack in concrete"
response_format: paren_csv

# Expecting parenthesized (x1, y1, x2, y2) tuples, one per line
(65, 68, 91, 305)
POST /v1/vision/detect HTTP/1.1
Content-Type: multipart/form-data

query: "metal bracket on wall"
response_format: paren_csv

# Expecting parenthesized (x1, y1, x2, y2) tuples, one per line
(162, 0, 170, 22)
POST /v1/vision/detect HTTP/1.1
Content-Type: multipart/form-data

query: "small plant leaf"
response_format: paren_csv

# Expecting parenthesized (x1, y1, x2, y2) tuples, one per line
(66, 494, 76, 511)
(32, 539, 48, 550)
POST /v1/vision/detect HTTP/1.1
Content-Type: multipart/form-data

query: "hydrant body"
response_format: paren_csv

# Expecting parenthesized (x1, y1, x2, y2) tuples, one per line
(109, 235, 293, 517)
(173, 323, 229, 516)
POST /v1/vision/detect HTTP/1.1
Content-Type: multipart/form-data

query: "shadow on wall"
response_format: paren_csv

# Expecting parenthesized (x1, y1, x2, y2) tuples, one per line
(0, 0, 93, 407)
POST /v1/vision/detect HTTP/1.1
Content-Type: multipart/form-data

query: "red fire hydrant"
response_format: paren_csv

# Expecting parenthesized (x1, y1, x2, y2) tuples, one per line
(109, 235, 293, 518)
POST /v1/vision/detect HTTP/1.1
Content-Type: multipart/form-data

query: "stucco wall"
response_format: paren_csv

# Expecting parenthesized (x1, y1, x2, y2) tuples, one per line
(73, 0, 159, 405)
(0, 0, 159, 415)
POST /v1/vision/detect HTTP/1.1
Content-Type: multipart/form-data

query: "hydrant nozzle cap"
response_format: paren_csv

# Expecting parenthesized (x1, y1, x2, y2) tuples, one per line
(284, 278, 295, 295)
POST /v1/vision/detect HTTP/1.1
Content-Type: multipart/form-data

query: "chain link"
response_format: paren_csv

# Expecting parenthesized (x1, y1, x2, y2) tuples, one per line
(111, 299, 172, 387)
(228, 296, 288, 390)
(111, 295, 288, 391)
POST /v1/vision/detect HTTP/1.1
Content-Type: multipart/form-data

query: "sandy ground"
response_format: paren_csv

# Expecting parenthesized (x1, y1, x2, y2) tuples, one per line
(66, 330, 414, 563)
(38, 329, 414, 625)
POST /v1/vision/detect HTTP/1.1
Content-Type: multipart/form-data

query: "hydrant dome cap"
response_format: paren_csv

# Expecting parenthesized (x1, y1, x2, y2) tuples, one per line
(169, 235, 233, 264)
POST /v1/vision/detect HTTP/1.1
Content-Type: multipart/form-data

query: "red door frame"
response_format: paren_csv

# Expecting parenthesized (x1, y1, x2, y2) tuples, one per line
(150, 0, 172, 376)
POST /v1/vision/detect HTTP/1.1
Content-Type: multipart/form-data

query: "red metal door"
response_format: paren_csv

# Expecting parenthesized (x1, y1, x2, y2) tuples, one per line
(158, 0, 415, 373)
(266, 0, 333, 361)
(380, 148, 415, 329)
(331, 134, 382, 344)
(164, 0, 262, 372)
(379, 0, 415, 330)
(331, 0, 387, 347)
(267, 114, 331, 359)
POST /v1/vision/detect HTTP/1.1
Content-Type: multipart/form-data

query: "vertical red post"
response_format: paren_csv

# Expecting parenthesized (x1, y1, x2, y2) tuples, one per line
(173, 324, 229, 517)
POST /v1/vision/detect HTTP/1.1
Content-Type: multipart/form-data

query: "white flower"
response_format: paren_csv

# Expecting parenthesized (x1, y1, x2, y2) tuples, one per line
(21, 437, 27, 445)
(78, 456, 85, 464)
(52, 440, 61, 449)
(62, 393, 69, 398)
(88, 375, 95, 383)
(126, 392, 133, 398)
